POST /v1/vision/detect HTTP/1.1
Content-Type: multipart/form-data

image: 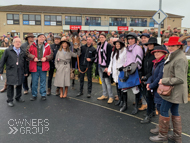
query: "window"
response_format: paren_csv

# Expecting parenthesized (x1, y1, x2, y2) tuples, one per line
(149, 18, 164, 28)
(7, 14, 19, 25)
(65, 16, 82, 25)
(130, 18, 147, 27)
(44, 15, 62, 26)
(85, 17, 101, 26)
(109, 17, 127, 26)
(23, 14, 41, 25)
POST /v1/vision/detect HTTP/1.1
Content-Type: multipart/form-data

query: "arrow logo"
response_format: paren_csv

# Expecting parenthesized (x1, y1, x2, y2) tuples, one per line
(8, 127, 18, 134)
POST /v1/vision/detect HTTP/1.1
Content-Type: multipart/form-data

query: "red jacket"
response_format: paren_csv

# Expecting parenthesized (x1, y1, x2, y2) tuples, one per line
(27, 42, 53, 72)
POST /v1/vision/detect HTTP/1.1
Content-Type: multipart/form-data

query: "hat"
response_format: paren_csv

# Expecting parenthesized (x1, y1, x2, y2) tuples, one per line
(49, 32, 52, 34)
(164, 37, 183, 46)
(113, 39, 125, 47)
(7, 32, 10, 35)
(81, 38, 86, 41)
(143, 37, 160, 46)
(140, 33, 150, 38)
(60, 40, 70, 47)
(125, 32, 137, 40)
(47, 38, 51, 41)
(25, 33, 35, 40)
(130, 28, 134, 31)
(151, 45, 168, 54)
(165, 30, 169, 33)
(54, 35, 61, 39)
(184, 29, 187, 31)
(177, 27, 181, 30)
(150, 28, 154, 30)
(37, 33, 45, 37)
(163, 38, 169, 42)
(186, 38, 190, 42)
(100, 32, 106, 38)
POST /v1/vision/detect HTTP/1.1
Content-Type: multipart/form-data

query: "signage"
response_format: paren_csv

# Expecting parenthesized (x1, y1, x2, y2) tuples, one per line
(70, 25, 81, 30)
(7, 20, 13, 25)
(117, 26, 129, 31)
(45, 21, 50, 25)
(152, 9, 168, 25)
(51, 22, 56, 26)
(23, 21, 29, 25)
(29, 21, 35, 25)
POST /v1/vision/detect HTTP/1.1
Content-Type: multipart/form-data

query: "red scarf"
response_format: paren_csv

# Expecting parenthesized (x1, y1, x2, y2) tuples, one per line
(152, 55, 165, 66)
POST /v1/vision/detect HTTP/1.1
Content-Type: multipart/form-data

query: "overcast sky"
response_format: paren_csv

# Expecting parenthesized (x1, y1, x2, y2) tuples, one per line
(1, 0, 189, 28)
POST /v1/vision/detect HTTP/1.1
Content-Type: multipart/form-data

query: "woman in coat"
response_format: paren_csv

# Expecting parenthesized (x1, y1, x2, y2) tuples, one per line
(107, 39, 127, 112)
(54, 40, 80, 98)
(142, 46, 167, 125)
(140, 37, 160, 122)
(149, 37, 188, 143)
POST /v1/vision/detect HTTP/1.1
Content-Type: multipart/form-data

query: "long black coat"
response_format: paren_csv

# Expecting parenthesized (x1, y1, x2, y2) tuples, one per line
(0, 46, 28, 85)
(50, 43, 60, 69)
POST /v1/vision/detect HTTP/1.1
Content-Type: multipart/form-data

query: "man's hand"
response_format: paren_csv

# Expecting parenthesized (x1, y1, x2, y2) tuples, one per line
(104, 68, 108, 73)
(41, 57, 46, 62)
(146, 84, 150, 91)
(24, 74, 28, 77)
(34, 57, 38, 62)
(159, 79, 162, 85)
(86, 58, 91, 62)
(107, 72, 111, 76)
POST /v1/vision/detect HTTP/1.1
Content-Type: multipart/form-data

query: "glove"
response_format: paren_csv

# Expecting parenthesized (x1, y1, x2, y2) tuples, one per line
(118, 67, 123, 71)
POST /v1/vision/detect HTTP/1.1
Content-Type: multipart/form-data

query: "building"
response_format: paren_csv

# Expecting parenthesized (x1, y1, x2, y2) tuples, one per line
(0, 5, 184, 40)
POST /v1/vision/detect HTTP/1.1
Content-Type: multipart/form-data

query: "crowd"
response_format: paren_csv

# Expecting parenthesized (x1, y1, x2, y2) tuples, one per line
(0, 24, 189, 142)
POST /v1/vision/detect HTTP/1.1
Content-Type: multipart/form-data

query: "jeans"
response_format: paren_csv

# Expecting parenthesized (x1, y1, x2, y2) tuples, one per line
(146, 91, 155, 116)
(98, 66, 113, 98)
(80, 65, 92, 94)
(160, 99, 179, 117)
(31, 66, 47, 97)
(156, 104, 161, 112)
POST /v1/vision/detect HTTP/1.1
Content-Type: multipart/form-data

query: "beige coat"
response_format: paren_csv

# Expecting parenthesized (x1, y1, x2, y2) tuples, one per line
(183, 45, 190, 55)
(54, 49, 80, 87)
(161, 49, 188, 104)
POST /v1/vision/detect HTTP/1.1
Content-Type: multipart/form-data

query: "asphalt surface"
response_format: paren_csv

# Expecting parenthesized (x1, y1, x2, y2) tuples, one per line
(0, 75, 190, 143)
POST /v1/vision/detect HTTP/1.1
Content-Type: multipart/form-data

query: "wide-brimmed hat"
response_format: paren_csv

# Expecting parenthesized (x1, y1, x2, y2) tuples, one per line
(125, 32, 137, 40)
(151, 45, 168, 54)
(143, 37, 160, 46)
(25, 33, 35, 40)
(60, 40, 70, 47)
(113, 39, 125, 47)
(164, 37, 183, 46)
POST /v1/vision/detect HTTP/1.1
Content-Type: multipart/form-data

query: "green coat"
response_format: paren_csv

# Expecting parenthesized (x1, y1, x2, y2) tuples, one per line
(161, 49, 188, 104)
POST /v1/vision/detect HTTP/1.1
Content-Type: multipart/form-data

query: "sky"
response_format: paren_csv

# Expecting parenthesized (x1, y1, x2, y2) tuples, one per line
(1, 0, 189, 28)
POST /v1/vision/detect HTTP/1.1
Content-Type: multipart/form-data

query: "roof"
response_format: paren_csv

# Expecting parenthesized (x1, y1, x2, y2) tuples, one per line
(0, 5, 184, 18)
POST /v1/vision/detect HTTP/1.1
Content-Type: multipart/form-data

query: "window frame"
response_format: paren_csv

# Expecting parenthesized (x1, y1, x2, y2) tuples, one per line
(65, 16, 82, 25)
(44, 15, 62, 26)
(7, 14, 20, 25)
(22, 14, 41, 25)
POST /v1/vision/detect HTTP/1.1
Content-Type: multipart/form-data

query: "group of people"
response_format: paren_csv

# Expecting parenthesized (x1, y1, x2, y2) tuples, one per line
(0, 25, 189, 142)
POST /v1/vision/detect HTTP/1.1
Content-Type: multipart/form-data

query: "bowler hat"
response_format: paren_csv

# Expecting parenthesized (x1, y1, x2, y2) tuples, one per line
(164, 37, 183, 46)
(60, 40, 70, 47)
(143, 37, 160, 46)
(113, 39, 125, 47)
(25, 33, 35, 40)
(125, 32, 137, 40)
(151, 45, 168, 54)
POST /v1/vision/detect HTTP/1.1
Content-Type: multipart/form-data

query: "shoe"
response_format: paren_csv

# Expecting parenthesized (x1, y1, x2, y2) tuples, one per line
(107, 98, 114, 104)
(76, 92, 83, 97)
(55, 88, 60, 96)
(8, 102, 14, 107)
(114, 95, 119, 101)
(119, 93, 128, 112)
(16, 98, 25, 102)
(168, 115, 182, 143)
(150, 125, 159, 135)
(143, 111, 156, 117)
(87, 94, 91, 98)
(0, 80, 7, 93)
(115, 100, 121, 106)
(149, 115, 170, 143)
(97, 95, 108, 100)
(41, 96, 46, 101)
(138, 104, 147, 111)
(30, 96, 37, 101)
(24, 90, 28, 95)
(119, 101, 124, 107)
(47, 88, 51, 96)
(141, 115, 151, 124)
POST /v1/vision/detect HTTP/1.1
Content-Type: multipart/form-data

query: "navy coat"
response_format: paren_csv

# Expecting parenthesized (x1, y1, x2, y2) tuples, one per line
(147, 58, 165, 104)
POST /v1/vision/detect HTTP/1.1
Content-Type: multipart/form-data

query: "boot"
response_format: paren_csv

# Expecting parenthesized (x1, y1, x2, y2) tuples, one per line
(63, 87, 68, 98)
(115, 88, 122, 106)
(138, 104, 147, 111)
(71, 79, 75, 89)
(47, 88, 51, 96)
(0, 79, 7, 93)
(119, 101, 124, 107)
(131, 93, 140, 115)
(168, 116, 182, 143)
(150, 111, 160, 135)
(120, 92, 127, 112)
(141, 114, 151, 124)
(56, 88, 60, 96)
(59, 87, 63, 98)
(149, 115, 170, 143)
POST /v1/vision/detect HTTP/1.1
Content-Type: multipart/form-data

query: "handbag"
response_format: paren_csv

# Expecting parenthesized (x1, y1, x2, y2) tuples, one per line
(157, 84, 173, 96)
(118, 69, 141, 89)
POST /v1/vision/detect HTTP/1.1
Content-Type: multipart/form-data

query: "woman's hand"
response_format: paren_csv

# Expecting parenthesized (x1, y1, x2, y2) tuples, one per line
(104, 68, 108, 73)
(146, 84, 150, 90)
(107, 72, 111, 76)
(159, 79, 162, 85)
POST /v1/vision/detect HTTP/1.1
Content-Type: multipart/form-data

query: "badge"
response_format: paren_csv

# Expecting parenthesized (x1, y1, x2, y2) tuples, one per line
(101, 49, 103, 52)
(16, 62, 18, 65)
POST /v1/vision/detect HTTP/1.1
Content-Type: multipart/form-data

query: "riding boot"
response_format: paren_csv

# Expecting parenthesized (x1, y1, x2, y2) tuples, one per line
(115, 87, 122, 106)
(0, 79, 7, 93)
(168, 116, 182, 143)
(71, 79, 75, 89)
(120, 92, 128, 112)
(119, 92, 124, 107)
(131, 92, 140, 115)
(149, 115, 170, 143)
(150, 111, 160, 135)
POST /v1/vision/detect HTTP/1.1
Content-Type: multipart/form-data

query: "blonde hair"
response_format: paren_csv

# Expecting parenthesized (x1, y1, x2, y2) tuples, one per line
(59, 41, 70, 52)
